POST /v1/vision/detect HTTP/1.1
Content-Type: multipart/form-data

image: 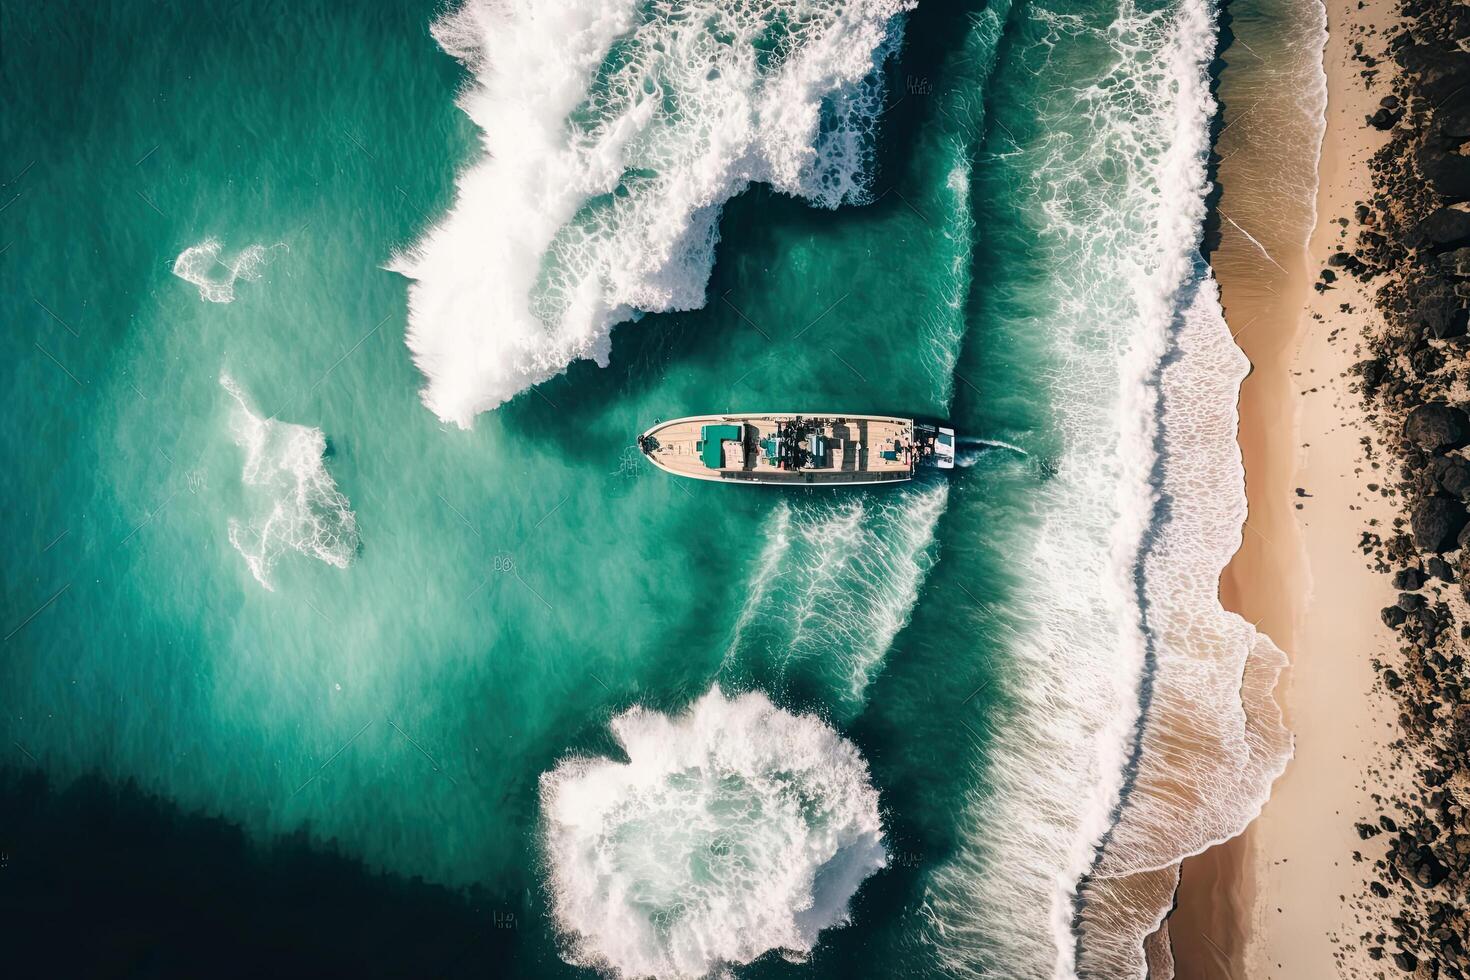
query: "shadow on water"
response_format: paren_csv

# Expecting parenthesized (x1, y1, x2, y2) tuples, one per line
(0, 767, 535, 979)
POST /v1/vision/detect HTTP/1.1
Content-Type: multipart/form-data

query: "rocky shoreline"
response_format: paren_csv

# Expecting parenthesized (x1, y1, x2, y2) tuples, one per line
(1334, 0, 1470, 975)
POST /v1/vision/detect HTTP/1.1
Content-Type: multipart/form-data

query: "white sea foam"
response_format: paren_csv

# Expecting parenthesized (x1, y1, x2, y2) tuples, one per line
(722, 484, 948, 713)
(539, 687, 886, 979)
(220, 374, 358, 591)
(394, 0, 914, 427)
(172, 239, 280, 303)
(922, 1, 1293, 977)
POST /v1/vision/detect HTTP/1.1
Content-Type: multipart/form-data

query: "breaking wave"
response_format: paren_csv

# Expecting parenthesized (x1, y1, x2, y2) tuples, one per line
(923, 1, 1289, 976)
(173, 239, 280, 303)
(220, 373, 359, 591)
(539, 687, 886, 979)
(393, 0, 915, 426)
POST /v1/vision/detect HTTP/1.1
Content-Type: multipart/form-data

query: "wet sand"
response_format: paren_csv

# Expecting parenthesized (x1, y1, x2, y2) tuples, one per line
(1169, 0, 1400, 976)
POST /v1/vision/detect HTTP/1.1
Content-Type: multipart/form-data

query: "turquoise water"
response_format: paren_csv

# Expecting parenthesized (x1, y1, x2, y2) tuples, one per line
(1, 0, 1293, 977)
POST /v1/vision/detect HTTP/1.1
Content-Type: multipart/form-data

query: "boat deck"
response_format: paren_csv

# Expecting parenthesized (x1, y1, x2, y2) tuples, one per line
(639, 414, 916, 485)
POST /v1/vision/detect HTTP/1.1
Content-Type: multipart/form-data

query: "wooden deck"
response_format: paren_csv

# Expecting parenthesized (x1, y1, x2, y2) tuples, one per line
(639, 414, 916, 486)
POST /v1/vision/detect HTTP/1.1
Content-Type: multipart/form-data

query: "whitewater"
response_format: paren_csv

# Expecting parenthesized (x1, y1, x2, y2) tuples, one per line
(393, 0, 915, 427)
(219, 373, 359, 591)
(921, 1, 1291, 977)
(540, 688, 887, 979)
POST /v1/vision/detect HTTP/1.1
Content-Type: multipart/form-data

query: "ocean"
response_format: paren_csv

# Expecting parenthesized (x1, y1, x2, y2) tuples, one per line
(0, 0, 1316, 976)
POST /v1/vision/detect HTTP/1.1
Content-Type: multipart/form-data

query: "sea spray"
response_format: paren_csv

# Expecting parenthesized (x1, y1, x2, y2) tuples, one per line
(172, 240, 280, 303)
(539, 687, 886, 979)
(393, 0, 914, 426)
(220, 373, 359, 591)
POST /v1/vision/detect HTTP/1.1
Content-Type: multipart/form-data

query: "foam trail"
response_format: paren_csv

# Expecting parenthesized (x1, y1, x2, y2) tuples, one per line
(954, 437, 1029, 467)
(722, 484, 948, 715)
(539, 687, 886, 979)
(394, 0, 914, 427)
(1075, 277, 1291, 979)
(173, 240, 280, 303)
(220, 374, 359, 591)
(956, 436, 1028, 454)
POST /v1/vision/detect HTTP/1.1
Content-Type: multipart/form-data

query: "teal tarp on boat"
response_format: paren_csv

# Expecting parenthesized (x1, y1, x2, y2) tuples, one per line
(699, 424, 743, 469)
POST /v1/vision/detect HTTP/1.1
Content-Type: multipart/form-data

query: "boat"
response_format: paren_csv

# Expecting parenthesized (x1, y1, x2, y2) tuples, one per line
(637, 414, 954, 486)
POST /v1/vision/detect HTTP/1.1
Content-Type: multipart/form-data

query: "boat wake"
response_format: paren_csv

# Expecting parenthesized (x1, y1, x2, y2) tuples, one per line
(393, 0, 915, 427)
(721, 485, 948, 715)
(219, 373, 359, 591)
(539, 686, 886, 980)
(954, 436, 1029, 467)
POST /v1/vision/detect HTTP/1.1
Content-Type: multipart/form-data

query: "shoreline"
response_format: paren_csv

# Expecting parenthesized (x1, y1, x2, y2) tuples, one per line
(1170, 0, 1400, 976)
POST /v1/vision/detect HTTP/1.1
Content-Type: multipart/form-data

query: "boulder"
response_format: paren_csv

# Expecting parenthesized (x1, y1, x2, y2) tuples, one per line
(1426, 556, 1455, 581)
(1393, 950, 1418, 972)
(1417, 139, 1470, 199)
(1411, 496, 1469, 553)
(1426, 454, 1470, 497)
(1370, 106, 1403, 130)
(1410, 847, 1449, 887)
(1411, 207, 1470, 249)
(1418, 289, 1470, 339)
(1435, 96, 1470, 141)
(1439, 247, 1470, 278)
(1384, 605, 1410, 628)
(1404, 403, 1470, 450)
(1394, 567, 1427, 590)
(1398, 592, 1427, 612)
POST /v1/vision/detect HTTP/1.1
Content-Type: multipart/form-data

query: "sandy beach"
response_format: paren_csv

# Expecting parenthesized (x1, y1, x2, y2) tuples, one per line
(1169, 0, 1401, 976)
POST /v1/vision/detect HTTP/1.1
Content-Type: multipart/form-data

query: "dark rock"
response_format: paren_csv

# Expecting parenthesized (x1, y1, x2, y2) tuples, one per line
(1358, 821, 1384, 839)
(1417, 139, 1470, 199)
(1411, 496, 1470, 552)
(1411, 207, 1470, 249)
(1405, 403, 1469, 451)
(1417, 288, 1470, 339)
(1393, 950, 1418, 972)
(1399, 592, 1427, 611)
(1393, 567, 1427, 590)
(1426, 556, 1455, 581)
(1411, 344, 1444, 377)
(1411, 847, 1449, 887)
(1399, 42, 1470, 104)
(1426, 454, 1470, 497)
(1440, 246, 1470, 277)
(1372, 880, 1391, 897)
(1370, 106, 1403, 130)
(1435, 96, 1470, 141)
(1384, 605, 1410, 628)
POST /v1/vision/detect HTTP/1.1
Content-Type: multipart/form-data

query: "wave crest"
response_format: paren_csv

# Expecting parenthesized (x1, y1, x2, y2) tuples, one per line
(394, 0, 914, 426)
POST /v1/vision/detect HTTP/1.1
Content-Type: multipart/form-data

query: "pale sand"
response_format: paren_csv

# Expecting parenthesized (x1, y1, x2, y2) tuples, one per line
(1169, 0, 1401, 977)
